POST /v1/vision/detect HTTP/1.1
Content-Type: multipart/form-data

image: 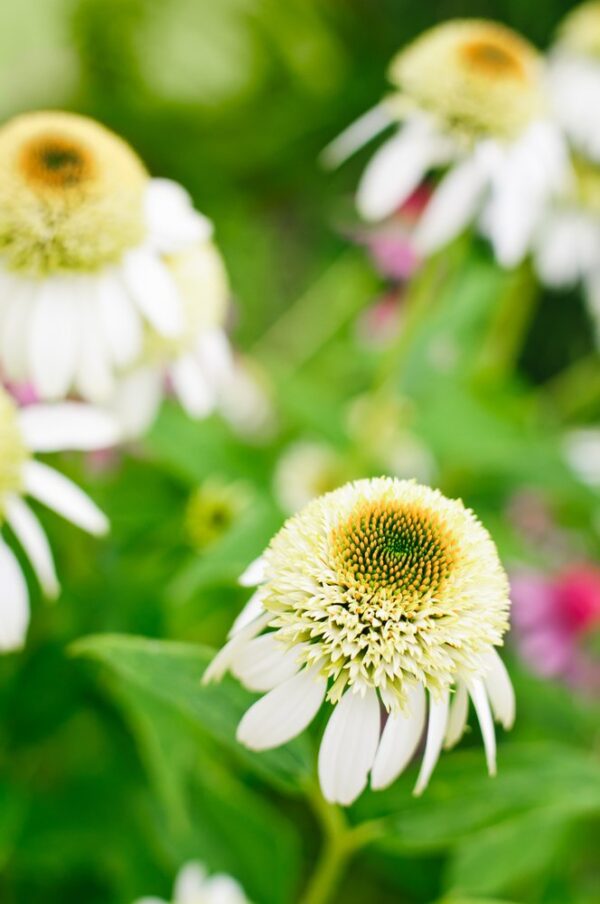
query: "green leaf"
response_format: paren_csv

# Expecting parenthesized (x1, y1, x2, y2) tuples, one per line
(72, 634, 314, 793)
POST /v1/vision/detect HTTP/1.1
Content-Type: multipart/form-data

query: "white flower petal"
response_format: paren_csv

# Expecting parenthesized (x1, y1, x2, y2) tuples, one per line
(443, 682, 469, 749)
(483, 649, 515, 730)
(239, 556, 266, 587)
(231, 634, 303, 692)
(145, 179, 213, 253)
(203, 875, 247, 904)
(415, 154, 487, 253)
(74, 299, 115, 404)
(122, 248, 184, 337)
(357, 119, 454, 221)
(321, 102, 394, 168)
(1, 281, 37, 382)
(174, 862, 208, 903)
(4, 495, 59, 598)
(318, 687, 381, 805)
(237, 664, 326, 751)
(0, 537, 29, 651)
(468, 677, 497, 776)
(18, 403, 120, 452)
(228, 589, 265, 638)
(22, 460, 108, 536)
(95, 270, 143, 368)
(202, 612, 271, 685)
(111, 366, 164, 440)
(371, 683, 426, 790)
(28, 278, 80, 400)
(413, 689, 449, 796)
(170, 353, 216, 418)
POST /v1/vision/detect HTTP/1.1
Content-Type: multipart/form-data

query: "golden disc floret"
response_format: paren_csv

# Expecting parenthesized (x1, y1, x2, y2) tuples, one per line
(389, 20, 544, 139)
(0, 111, 148, 275)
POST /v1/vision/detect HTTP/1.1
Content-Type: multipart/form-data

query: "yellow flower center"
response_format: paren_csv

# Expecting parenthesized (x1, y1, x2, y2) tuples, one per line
(388, 20, 544, 139)
(0, 391, 27, 513)
(0, 111, 148, 275)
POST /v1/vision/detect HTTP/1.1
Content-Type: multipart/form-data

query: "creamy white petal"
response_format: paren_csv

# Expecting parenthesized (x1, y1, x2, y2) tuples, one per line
(415, 154, 487, 253)
(18, 403, 120, 452)
(321, 102, 394, 168)
(202, 612, 271, 684)
(145, 179, 213, 253)
(483, 649, 515, 730)
(95, 270, 143, 368)
(318, 687, 381, 805)
(174, 862, 208, 903)
(443, 682, 469, 749)
(239, 556, 266, 587)
(357, 119, 454, 221)
(74, 299, 115, 404)
(413, 690, 449, 796)
(371, 683, 426, 790)
(237, 664, 326, 751)
(1, 281, 37, 382)
(231, 634, 303, 692)
(4, 495, 59, 598)
(228, 589, 265, 638)
(28, 278, 79, 400)
(468, 677, 497, 776)
(22, 460, 108, 536)
(0, 537, 29, 651)
(111, 366, 164, 440)
(170, 353, 216, 418)
(203, 875, 247, 904)
(122, 248, 184, 337)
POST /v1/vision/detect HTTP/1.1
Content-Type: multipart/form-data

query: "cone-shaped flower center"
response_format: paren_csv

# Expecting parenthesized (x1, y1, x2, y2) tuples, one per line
(0, 112, 147, 274)
(389, 20, 543, 139)
(557, 2, 600, 59)
(0, 390, 26, 509)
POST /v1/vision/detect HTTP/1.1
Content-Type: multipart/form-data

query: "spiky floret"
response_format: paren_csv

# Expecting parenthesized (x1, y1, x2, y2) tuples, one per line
(0, 111, 147, 275)
(261, 478, 510, 707)
(0, 389, 27, 511)
(388, 20, 543, 140)
(557, 2, 600, 58)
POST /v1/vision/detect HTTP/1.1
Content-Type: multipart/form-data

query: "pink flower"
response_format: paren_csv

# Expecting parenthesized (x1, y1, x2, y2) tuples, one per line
(511, 566, 600, 692)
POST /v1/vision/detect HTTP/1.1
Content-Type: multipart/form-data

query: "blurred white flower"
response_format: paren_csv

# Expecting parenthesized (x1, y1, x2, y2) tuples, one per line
(135, 860, 249, 904)
(0, 387, 117, 651)
(0, 111, 238, 435)
(273, 441, 355, 514)
(563, 428, 600, 487)
(205, 478, 514, 806)
(324, 20, 569, 268)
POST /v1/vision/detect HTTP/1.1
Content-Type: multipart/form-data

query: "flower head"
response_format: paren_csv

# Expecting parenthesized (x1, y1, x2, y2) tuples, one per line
(557, 1, 600, 59)
(185, 479, 248, 550)
(0, 386, 117, 651)
(389, 20, 543, 140)
(134, 860, 249, 904)
(205, 478, 514, 805)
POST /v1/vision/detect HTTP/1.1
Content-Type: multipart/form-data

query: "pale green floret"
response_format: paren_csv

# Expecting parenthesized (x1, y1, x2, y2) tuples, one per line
(388, 20, 544, 140)
(0, 111, 147, 275)
(0, 390, 27, 517)
(261, 478, 510, 709)
(557, 2, 600, 59)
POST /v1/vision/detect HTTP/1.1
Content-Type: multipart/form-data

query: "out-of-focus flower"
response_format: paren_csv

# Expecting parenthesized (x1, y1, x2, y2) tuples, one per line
(563, 427, 600, 488)
(273, 441, 357, 514)
(548, 2, 600, 162)
(356, 185, 432, 282)
(0, 111, 236, 435)
(324, 20, 569, 268)
(511, 565, 600, 691)
(134, 860, 249, 904)
(185, 479, 249, 550)
(204, 478, 514, 805)
(0, 387, 117, 650)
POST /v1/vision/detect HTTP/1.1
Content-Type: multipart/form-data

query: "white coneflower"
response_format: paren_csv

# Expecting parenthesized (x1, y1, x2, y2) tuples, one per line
(0, 387, 116, 651)
(323, 20, 569, 268)
(134, 860, 250, 904)
(0, 110, 228, 414)
(548, 2, 600, 163)
(204, 477, 515, 806)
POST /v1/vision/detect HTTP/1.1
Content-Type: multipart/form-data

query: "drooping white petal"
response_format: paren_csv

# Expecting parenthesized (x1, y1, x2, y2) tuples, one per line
(18, 403, 120, 452)
(483, 649, 515, 730)
(237, 664, 326, 751)
(202, 612, 271, 685)
(122, 248, 184, 337)
(231, 634, 303, 692)
(95, 270, 143, 368)
(170, 353, 216, 418)
(74, 298, 115, 404)
(203, 875, 247, 904)
(195, 328, 234, 390)
(22, 460, 108, 536)
(321, 102, 394, 169)
(371, 683, 426, 790)
(318, 688, 381, 805)
(413, 689, 449, 796)
(0, 537, 29, 651)
(4, 495, 59, 598)
(468, 677, 497, 776)
(415, 154, 488, 253)
(228, 589, 265, 638)
(443, 682, 469, 749)
(173, 861, 208, 903)
(357, 119, 454, 221)
(1, 281, 37, 382)
(239, 556, 266, 587)
(145, 179, 213, 253)
(110, 366, 164, 440)
(28, 278, 80, 399)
